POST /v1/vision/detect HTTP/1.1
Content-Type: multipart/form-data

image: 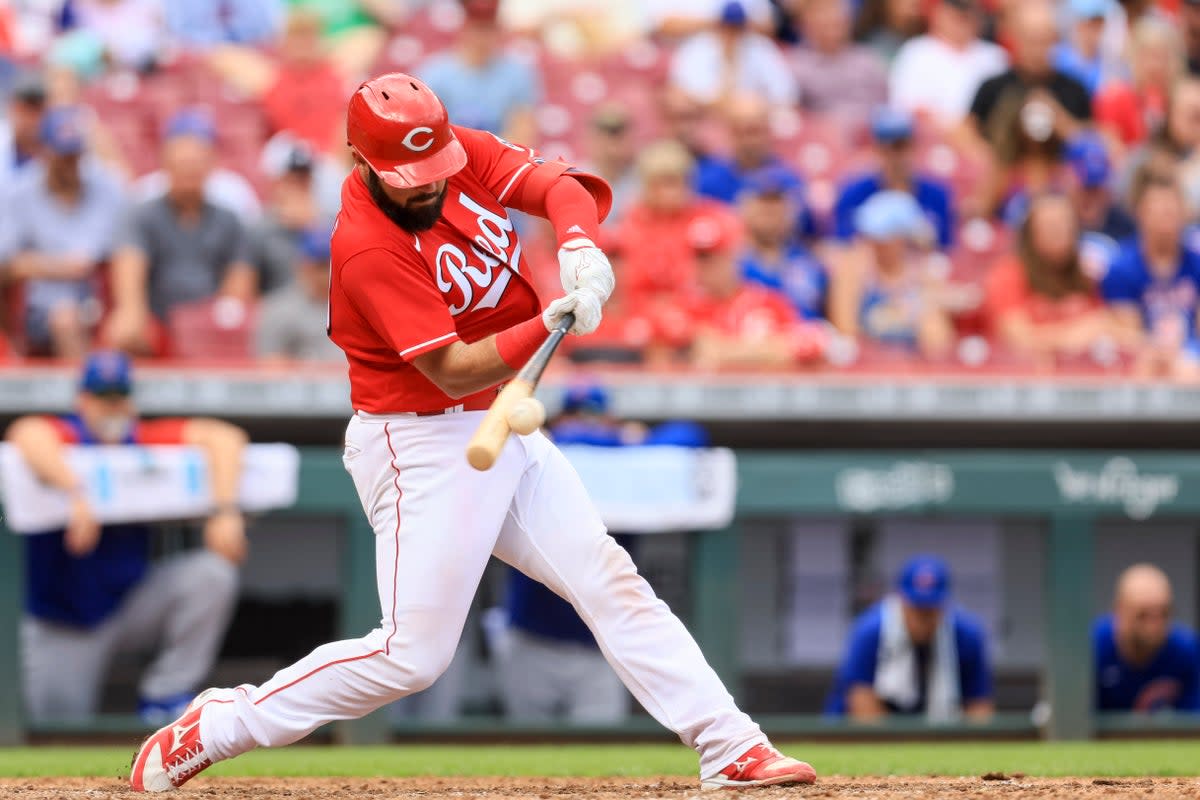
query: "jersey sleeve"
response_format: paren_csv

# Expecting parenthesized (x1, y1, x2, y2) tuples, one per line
(1176, 631, 1200, 711)
(341, 248, 461, 361)
(135, 418, 189, 445)
(839, 611, 882, 690)
(455, 126, 612, 222)
(955, 615, 994, 702)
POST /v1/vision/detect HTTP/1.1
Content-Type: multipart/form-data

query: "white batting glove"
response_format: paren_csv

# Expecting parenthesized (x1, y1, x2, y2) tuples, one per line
(558, 238, 615, 304)
(543, 288, 603, 335)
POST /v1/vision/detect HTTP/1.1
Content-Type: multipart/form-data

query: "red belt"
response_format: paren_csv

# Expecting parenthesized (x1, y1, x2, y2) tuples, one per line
(412, 393, 496, 416)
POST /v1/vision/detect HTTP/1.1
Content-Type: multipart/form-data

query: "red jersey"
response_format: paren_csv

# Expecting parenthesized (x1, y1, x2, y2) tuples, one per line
(330, 127, 592, 413)
(985, 257, 1101, 332)
(652, 284, 802, 350)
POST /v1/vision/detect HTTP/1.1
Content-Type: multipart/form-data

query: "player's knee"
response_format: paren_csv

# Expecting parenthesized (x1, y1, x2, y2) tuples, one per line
(404, 643, 456, 692)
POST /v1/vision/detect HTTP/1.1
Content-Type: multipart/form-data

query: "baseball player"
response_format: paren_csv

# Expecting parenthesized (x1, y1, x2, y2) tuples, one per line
(130, 73, 816, 792)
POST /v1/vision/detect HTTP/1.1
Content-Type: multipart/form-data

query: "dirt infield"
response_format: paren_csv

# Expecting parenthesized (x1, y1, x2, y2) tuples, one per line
(2, 775, 1199, 799)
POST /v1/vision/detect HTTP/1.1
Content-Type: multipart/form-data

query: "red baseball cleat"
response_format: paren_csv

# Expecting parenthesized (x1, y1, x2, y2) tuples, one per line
(129, 689, 219, 792)
(701, 743, 817, 790)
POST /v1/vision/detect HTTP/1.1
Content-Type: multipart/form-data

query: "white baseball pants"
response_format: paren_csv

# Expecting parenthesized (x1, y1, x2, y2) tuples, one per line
(200, 411, 765, 777)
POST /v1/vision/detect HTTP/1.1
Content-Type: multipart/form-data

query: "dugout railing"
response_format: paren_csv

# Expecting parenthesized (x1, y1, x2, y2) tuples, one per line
(2, 449, 1200, 745)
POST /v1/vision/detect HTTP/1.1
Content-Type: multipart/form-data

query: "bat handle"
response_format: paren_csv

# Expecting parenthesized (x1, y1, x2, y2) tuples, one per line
(465, 311, 575, 471)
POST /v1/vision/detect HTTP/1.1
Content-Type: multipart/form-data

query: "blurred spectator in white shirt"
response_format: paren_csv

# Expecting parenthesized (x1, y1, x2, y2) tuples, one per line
(792, 0, 887, 123)
(418, 0, 541, 145)
(668, 0, 796, 108)
(889, 0, 1008, 127)
(646, 0, 773, 38)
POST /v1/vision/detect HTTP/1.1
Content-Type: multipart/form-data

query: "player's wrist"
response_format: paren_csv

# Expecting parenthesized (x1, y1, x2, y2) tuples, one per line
(210, 502, 241, 517)
(559, 236, 595, 251)
(496, 315, 549, 368)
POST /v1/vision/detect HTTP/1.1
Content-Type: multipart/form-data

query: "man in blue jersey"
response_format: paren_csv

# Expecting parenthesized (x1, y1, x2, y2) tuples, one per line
(1101, 175, 1200, 376)
(6, 352, 248, 724)
(832, 108, 955, 249)
(738, 166, 828, 320)
(825, 555, 993, 722)
(695, 95, 802, 205)
(1094, 564, 1199, 713)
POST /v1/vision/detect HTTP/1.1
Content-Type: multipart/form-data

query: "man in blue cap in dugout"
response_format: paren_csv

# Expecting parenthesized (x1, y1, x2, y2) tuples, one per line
(826, 555, 994, 722)
(6, 351, 249, 724)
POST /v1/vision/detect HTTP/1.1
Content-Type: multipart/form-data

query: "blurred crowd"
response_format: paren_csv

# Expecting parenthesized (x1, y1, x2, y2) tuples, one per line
(4, 0, 1200, 377)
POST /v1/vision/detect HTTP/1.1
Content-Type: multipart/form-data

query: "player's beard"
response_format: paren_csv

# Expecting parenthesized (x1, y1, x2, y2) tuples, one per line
(366, 170, 448, 233)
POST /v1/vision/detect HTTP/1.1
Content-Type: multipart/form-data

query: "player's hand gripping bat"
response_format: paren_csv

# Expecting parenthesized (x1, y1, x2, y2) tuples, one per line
(466, 312, 575, 471)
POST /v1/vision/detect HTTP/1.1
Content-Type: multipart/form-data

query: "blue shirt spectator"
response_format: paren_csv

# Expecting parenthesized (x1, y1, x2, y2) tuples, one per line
(1052, 0, 1121, 96)
(1094, 564, 1200, 713)
(738, 167, 827, 319)
(1095, 615, 1200, 712)
(832, 109, 955, 248)
(1065, 133, 1136, 243)
(742, 247, 827, 320)
(826, 555, 993, 721)
(0, 107, 126, 355)
(1101, 237, 1200, 343)
(416, 1, 540, 139)
(164, 0, 284, 46)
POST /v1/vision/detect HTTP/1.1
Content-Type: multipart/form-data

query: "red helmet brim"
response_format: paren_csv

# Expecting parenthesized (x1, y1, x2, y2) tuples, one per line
(362, 136, 468, 189)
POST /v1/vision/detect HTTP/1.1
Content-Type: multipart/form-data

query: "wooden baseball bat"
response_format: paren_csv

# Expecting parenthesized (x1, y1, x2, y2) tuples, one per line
(466, 312, 574, 471)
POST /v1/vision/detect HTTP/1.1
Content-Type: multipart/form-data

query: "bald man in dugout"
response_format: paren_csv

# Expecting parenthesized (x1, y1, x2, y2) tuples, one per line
(1093, 565, 1200, 713)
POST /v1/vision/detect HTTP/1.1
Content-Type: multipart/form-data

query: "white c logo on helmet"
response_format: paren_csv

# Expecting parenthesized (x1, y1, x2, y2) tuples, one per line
(402, 127, 435, 152)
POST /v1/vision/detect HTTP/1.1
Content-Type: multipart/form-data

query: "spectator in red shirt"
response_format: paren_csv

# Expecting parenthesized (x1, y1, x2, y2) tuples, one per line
(6, 351, 248, 724)
(648, 211, 827, 368)
(209, 9, 348, 153)
(828, 191, 958, 358)
(985, 193, 1114, 367)
(1094, 17, 1182, 149)
(614, 139, 737, 308)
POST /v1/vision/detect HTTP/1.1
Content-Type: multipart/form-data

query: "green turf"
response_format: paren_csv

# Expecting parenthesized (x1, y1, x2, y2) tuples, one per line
(1, 741, 1199, 779)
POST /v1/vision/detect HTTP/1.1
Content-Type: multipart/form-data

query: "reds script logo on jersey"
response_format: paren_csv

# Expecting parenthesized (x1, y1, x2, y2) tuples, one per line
(434, 192, 523, 316)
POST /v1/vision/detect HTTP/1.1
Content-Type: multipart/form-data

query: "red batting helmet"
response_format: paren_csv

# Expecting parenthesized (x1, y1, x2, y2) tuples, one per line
(346, 73, 467, 189)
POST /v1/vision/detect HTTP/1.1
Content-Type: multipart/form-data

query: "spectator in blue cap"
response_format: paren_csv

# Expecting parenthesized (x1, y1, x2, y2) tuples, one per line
(0, 105, 126, 357)
(738, 166, 828, 320)
(1064, 135, 1136, 243)
(6, 351, 249, 724)
(256, 225, 342, 364)
(131, 107, 262, 221)
(695, 94, 808, 215)
(1053, 0, 1119, 97)
(826, 555, 993, 722)
(829, 191, 960, 358)
(667, 2, 797, 107)
(832, 108, 955, 249)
